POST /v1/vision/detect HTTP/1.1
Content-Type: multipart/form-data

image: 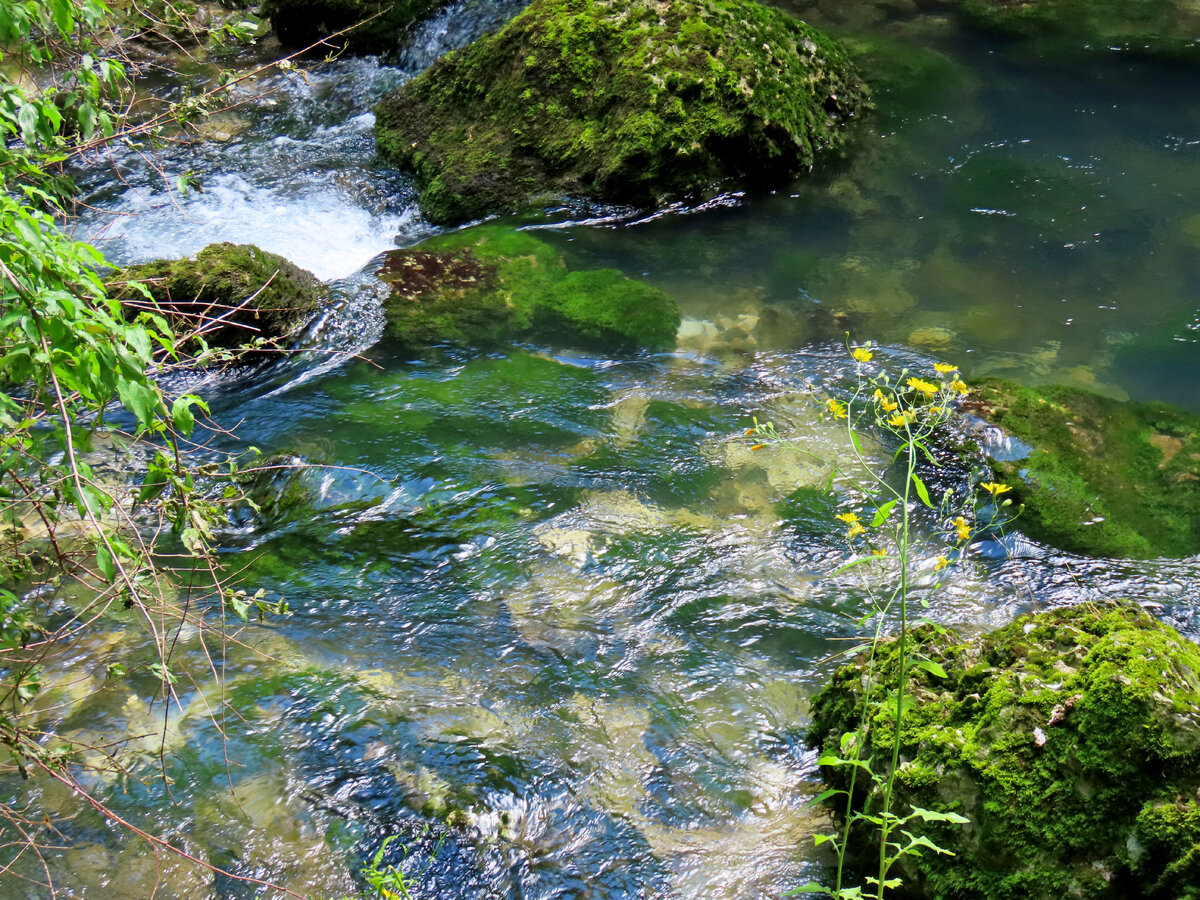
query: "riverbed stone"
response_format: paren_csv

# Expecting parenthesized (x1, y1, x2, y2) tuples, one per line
(376, 226, 680, 352)
(113, 242, 327, 357)
(807, 601, 1200, 900)
(964, 378, 1200, 558)
(952, 0, 1200, 57)
(374, 0, 869, 224)
(261, 0, 444, 52)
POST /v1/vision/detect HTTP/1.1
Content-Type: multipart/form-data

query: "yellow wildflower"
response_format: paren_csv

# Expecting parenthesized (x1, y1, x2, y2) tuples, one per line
(853, 346, 874, 363)
(887, 413, 908, 428)
(933, 362, 958, 374)
(872, 548, 888, 557)
(951, 379, 969, 395)
(952, 516, 970, 542)
(872, 388, 899, 413)
(934, 555, 949, 571)
(835, 512, 861, 525)
(826, 398, 848, 419)
(981, 482, 1011, 496)
(906, 377, 939, 397)
(750, 444, 766, 451)
(835, 511, 864, 540)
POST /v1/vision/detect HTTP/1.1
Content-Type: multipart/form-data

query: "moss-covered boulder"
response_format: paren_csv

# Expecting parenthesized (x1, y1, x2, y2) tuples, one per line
(374, 0, 869, 224)
(807, 602, 1200, 900)
(952, 0, 1200, 58)
(112, 243, 327, 357)
(963, 379, 1200, 559)
(376, 225, 680, 352)
(260, 0, 444, 53)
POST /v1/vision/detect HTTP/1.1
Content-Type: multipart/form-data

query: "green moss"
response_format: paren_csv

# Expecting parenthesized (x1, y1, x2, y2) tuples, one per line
(260, 0, 445, 53)
(964, 378, 1200, 558)
(113, 243, 327, 356)
(807, 602, 1200, 900)
(952, 0, 1200, 58)
(377, 225, 680, 353)
(375, 0, 870, 224)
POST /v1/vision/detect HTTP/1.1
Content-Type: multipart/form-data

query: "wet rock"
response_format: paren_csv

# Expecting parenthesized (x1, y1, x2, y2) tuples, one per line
(376, 225, 680, 353)
(953, 0, 1200, 58)
(374, 0, 869, 224)
(964, 378, 1200, 558)
(261, 0, 445, 53)
(112, 243, 327, 358)
(807, 601, 1200, 900)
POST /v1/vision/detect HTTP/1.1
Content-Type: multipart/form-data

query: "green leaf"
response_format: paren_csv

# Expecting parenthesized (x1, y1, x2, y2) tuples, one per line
(908, 806, 971, 824)
(784, 882, 833, 897)
(95, 542, 116, 582)
(913, 658, 947, 679)
(871, 499, 898, 527)
(171, 396, 196, 436)
(116, 378, 161, 429)
(911, 473, 933, 508)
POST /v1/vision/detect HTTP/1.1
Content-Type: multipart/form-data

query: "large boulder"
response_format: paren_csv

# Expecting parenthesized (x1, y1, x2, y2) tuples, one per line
(807, 602, 1200, 900)
(112, 243, 327, 357)
(260, 0, 445, 52)
(376, 225, 680, 353)
(963, 379, 1200, 559)
(374, 0, 870, 224)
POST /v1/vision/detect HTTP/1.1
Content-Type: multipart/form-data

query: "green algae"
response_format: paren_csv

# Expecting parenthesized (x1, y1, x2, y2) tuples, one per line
(374, 0, 869, 224)
(112, 242, 326, 355)
(260, 0, 444, 52)
(807, 602, 1200, 900)
(377, 225, 680, 352)
(952, 0, 1200, 59)
(965, 378, 1200, 559)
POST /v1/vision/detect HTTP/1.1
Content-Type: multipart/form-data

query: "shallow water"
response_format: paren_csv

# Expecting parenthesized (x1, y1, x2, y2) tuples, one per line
(12, 0, 1200, 897)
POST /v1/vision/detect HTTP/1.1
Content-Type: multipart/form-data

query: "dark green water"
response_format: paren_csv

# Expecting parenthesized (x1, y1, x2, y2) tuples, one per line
(14, 1, 1200, 897)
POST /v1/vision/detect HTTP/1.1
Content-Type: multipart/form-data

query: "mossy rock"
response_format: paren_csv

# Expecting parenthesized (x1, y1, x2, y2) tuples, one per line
(374, 0, 870, 224)
(376, 225, 680, 352)
(807, 601, 1200, 900)
(963, 378, 1200, 559)
(952, 0, 1200, 58)
(112, 243, 327, 357)
(260, 0, 445, 53)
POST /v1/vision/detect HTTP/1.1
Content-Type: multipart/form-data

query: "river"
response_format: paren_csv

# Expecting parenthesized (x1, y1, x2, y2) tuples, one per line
(13, 0, 1200, 896)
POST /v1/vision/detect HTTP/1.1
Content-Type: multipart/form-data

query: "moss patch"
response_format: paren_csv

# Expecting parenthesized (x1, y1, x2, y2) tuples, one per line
(952, 0, 1200, 58)
(807, 602, 1200, 900)
(963, 378, 1200, 559)
(377, 225, 680, 353)
(113, 243, 327, 357)
(374, 0, 870, 224)
(260, 0, 445, 53)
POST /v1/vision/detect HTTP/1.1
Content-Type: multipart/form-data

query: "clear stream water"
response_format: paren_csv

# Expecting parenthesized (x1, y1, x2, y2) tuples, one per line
(12, 0, 1200, 896)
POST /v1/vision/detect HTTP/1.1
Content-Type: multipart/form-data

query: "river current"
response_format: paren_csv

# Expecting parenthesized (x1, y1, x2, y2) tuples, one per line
(13, 0, 1200, 896)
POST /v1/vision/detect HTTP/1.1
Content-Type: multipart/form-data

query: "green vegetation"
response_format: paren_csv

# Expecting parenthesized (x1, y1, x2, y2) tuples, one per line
(375, 0, 870, 223)
(807, 601, 1200, 900)
(751, 346, 1016, 898)
(377, 225, 681, 352)
(112, 242, 328, 356)
(260, 0, 445, 53)
(965, 378, 1200, 558)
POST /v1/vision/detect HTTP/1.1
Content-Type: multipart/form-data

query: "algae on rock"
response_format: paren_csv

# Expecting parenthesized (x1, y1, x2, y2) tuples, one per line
(374, 0, 869, 224)
(965, 378, 1200, 559)
(112, 242, 327, 357)
(376, 225, 680, 352)
(807, 601, 1200, 900)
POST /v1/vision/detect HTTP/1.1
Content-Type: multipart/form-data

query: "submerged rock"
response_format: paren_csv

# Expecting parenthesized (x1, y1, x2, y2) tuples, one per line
(807, 601, 1200, 900)
(964, 378, 1200, 559)
(952, 0, 1200, 58)
(260, 0, 444, 52)
(374, 0, 869, 224)
(112, 243, 327, 358)
(376, 226, 680, 352)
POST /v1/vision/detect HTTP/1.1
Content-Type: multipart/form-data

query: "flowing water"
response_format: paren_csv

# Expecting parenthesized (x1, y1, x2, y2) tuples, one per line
(12, 0, 1200, 896)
